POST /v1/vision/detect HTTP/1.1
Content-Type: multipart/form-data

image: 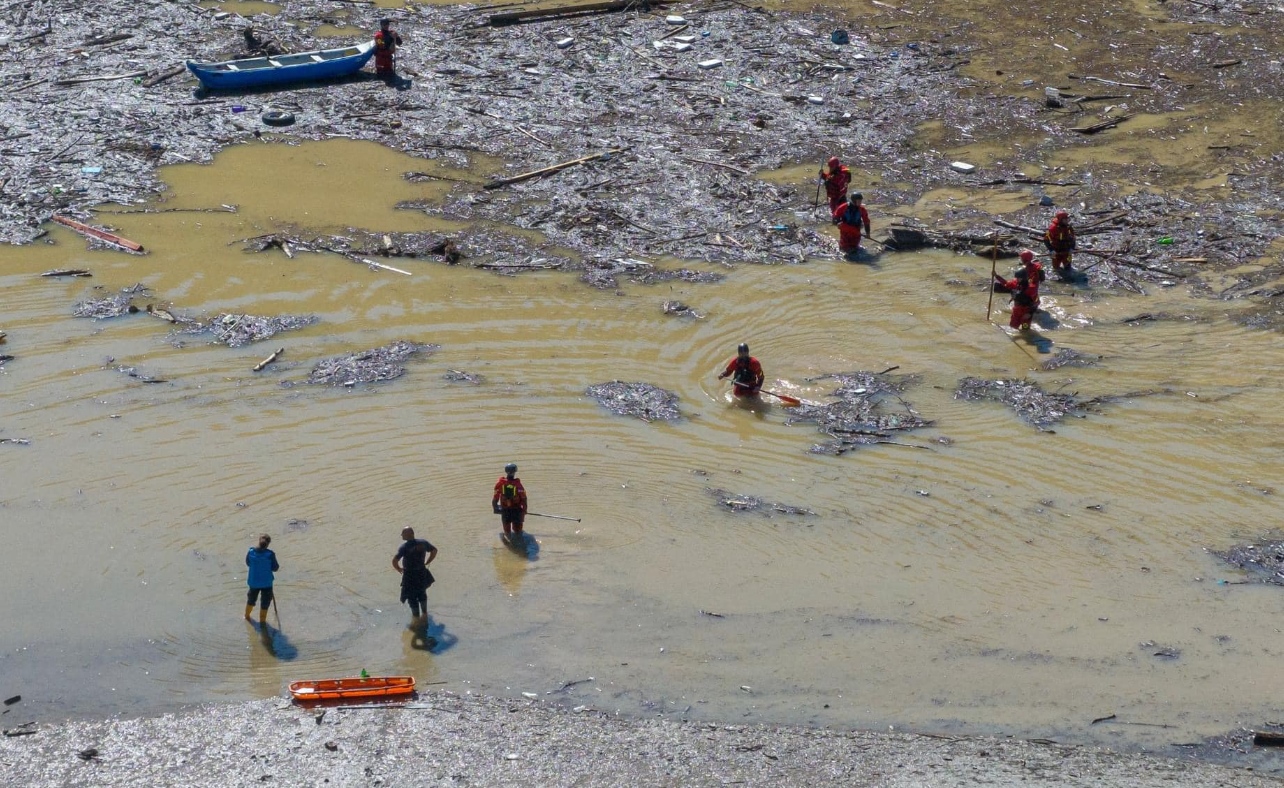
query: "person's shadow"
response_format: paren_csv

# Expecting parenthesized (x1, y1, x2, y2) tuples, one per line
(504, 532, 541, 561)
(253, 621, 298, 661)
(1033, 309, 1061, 330)
(406, 615, 457, 654)
(844, 248, 882, 266)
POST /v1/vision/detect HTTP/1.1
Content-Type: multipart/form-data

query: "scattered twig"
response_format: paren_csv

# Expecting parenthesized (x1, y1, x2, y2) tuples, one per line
(253, 347, 285, 372)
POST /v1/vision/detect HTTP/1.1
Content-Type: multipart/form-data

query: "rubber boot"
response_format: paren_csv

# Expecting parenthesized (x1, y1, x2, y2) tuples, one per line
(244, 605, 254, 621)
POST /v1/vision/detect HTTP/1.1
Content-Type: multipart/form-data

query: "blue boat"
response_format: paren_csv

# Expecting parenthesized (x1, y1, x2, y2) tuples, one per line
(186, 41, 376, 90)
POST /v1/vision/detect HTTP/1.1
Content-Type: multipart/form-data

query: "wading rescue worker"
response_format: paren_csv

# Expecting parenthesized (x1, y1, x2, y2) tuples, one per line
(1043, 210, 1077, 278)
(244, 534, 279, 625)
(718, 343, 765, 398)
(492, 463, 528, 541)
(832, 193, 871, 258)
(993, 250, 1044, 331)
(392, 527, 437, 622)
(373, 18, 403, 82)
(820, 156, 851, 213)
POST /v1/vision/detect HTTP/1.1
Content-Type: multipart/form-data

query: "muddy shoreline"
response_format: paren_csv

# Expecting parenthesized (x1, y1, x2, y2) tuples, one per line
(1, 694, 1279, 787)
(6, 0, 1281, 307)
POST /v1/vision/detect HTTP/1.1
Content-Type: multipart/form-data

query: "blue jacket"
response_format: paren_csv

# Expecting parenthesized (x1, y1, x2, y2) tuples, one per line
(246, 547, 279, 589)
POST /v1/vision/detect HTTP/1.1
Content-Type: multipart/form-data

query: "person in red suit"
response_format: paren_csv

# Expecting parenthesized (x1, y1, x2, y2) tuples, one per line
(374, 19, 403, 82)
(718, 343, 764, 398)
(832, 193, 871, 257)
(820, 157, 851, 213)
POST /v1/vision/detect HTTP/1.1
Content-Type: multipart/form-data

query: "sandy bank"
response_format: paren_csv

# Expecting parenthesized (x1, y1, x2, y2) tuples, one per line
(1, 693, 1277, 787)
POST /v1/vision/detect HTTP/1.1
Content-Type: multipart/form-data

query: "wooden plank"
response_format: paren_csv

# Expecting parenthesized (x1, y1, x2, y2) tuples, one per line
(142, 66, 187, 88)
(484, 148, 627, 190)
(490, 0, 669, 26)
(52, 215, 145, 252)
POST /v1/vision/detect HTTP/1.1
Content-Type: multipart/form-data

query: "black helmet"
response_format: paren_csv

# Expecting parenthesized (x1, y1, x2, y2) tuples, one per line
(737, 343, 749, 355)
(505, 463, 517, 473)
(851, 192, 863, 201)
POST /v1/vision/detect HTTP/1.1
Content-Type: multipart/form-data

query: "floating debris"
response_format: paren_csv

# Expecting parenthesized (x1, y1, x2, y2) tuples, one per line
(306, 341, 436, 387)
(284, 518, 310, 533)
(662, 300, 705, 319)
(204, 313, 317, 348)
(1213, 538, 1284, 586)
(0, 437, 32, 446)
(73, 293, 138, 319)
(1039, 348, 1102, 371)
(116, 365, 167, 384)
(585, 381, 680, 423)
(41, 268, 92, 278)
(579, 258, 723, 290)
(789, 370, 932, 454)
(443, 369, 484, 385)
(955, 377, 1085, 428)
(707, 488, 815, 516)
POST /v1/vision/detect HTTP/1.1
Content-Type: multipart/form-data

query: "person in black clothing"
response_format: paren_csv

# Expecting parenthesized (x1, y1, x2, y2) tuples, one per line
(392, 527, 437, 621)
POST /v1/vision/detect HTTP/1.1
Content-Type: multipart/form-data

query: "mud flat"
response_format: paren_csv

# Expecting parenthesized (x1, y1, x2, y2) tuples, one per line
(1, 694, 1278, 787)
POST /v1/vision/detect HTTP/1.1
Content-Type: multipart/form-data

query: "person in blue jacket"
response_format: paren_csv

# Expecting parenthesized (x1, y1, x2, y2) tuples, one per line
(244, 534, 279, 625)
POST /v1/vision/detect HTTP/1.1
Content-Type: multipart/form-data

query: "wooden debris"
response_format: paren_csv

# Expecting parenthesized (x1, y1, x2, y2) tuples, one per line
(490, 0, 672, 27)
(55, 70, 149, 86)
(1071, 115, 1134, 134)
(52, 215, 144, 252)
(1253, 731, 1284, 747)
(142, 66, 187, 88)
(80, 32, 133, 47)
(680, 157, 750, 175)
(253, 347, 285, 372)
(484, 149, 628, 190)
(40, 268, 91, 277)
(1068, 74, 1153, 89)
(1210, 59, 1243, 69)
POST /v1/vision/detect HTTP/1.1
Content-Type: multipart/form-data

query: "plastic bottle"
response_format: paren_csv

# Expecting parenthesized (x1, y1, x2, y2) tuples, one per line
(360, 668, 369, 678)
(1157, 237, 1174, 245)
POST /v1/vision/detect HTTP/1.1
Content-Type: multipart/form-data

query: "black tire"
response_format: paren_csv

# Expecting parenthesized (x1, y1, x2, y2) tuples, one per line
(261, 110, 295, 127)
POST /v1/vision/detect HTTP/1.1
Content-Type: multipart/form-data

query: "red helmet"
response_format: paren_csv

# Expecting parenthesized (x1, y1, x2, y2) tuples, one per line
(1019, 249, 1035, 264)
(827, 156, 841, 169)
(1055, 210, 1069, 220)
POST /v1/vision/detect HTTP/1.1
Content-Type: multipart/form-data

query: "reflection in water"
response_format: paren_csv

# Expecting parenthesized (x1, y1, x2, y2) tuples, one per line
(492, 541, 530, 597)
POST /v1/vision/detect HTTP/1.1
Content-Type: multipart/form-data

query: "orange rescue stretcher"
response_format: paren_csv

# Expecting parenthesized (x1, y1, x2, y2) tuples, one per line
(289, 675, 416, 702)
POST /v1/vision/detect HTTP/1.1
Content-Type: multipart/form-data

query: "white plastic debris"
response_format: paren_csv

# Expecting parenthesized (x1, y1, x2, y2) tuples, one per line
(555, 37, 574, 49)
(674, 35, 696, 43)
(665, 14, 686, 24)
(807, 95, 825, 104)
(674, 43, 692, 52)
(950, 161, 976, 173)
(697, 59, 723, 69)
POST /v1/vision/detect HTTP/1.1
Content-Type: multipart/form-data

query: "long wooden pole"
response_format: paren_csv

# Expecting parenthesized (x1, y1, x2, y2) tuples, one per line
(985, 231, 998, 322)
(484, 148, 627, 190)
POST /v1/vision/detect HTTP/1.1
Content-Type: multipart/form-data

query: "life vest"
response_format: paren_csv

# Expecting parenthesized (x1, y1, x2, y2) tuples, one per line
(375, 30, 396, 52)
(732, 356, 757, 385)
(1046, 221, 1075, 252)
(824, 166, 851, 200)
(497, 477, 524, 508)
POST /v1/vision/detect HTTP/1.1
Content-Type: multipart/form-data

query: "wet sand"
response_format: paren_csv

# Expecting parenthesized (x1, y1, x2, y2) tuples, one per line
(1, 693, 1277, 788)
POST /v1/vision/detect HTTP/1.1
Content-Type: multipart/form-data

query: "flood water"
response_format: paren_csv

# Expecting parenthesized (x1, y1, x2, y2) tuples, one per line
(3, 134, 1283, 760)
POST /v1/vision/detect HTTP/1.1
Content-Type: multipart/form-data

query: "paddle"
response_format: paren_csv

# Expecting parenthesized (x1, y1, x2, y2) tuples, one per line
(814, 160, 824, 208)
(271, 591, 281, 629)
(759, 389, 802, 406)
(527, 512, 581, 522)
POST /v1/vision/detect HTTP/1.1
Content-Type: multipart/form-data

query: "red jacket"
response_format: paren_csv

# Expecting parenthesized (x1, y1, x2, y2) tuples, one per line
(723, 356, 764, 394)
(493, 476, 527, 511)
(1044, 219, 1076, 253)
(822, 166, 851, 202)
(833, 202, 869, 252)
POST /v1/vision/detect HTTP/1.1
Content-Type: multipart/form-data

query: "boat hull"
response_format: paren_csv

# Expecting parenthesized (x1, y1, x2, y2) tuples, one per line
(289, 675, 415, 701)
(187, 41, 375, 90)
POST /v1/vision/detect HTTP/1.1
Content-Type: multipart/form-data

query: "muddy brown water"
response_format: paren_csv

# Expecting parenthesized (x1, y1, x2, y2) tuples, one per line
(8, 0, 1284, 757)
(3, 139, 1283, 762)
